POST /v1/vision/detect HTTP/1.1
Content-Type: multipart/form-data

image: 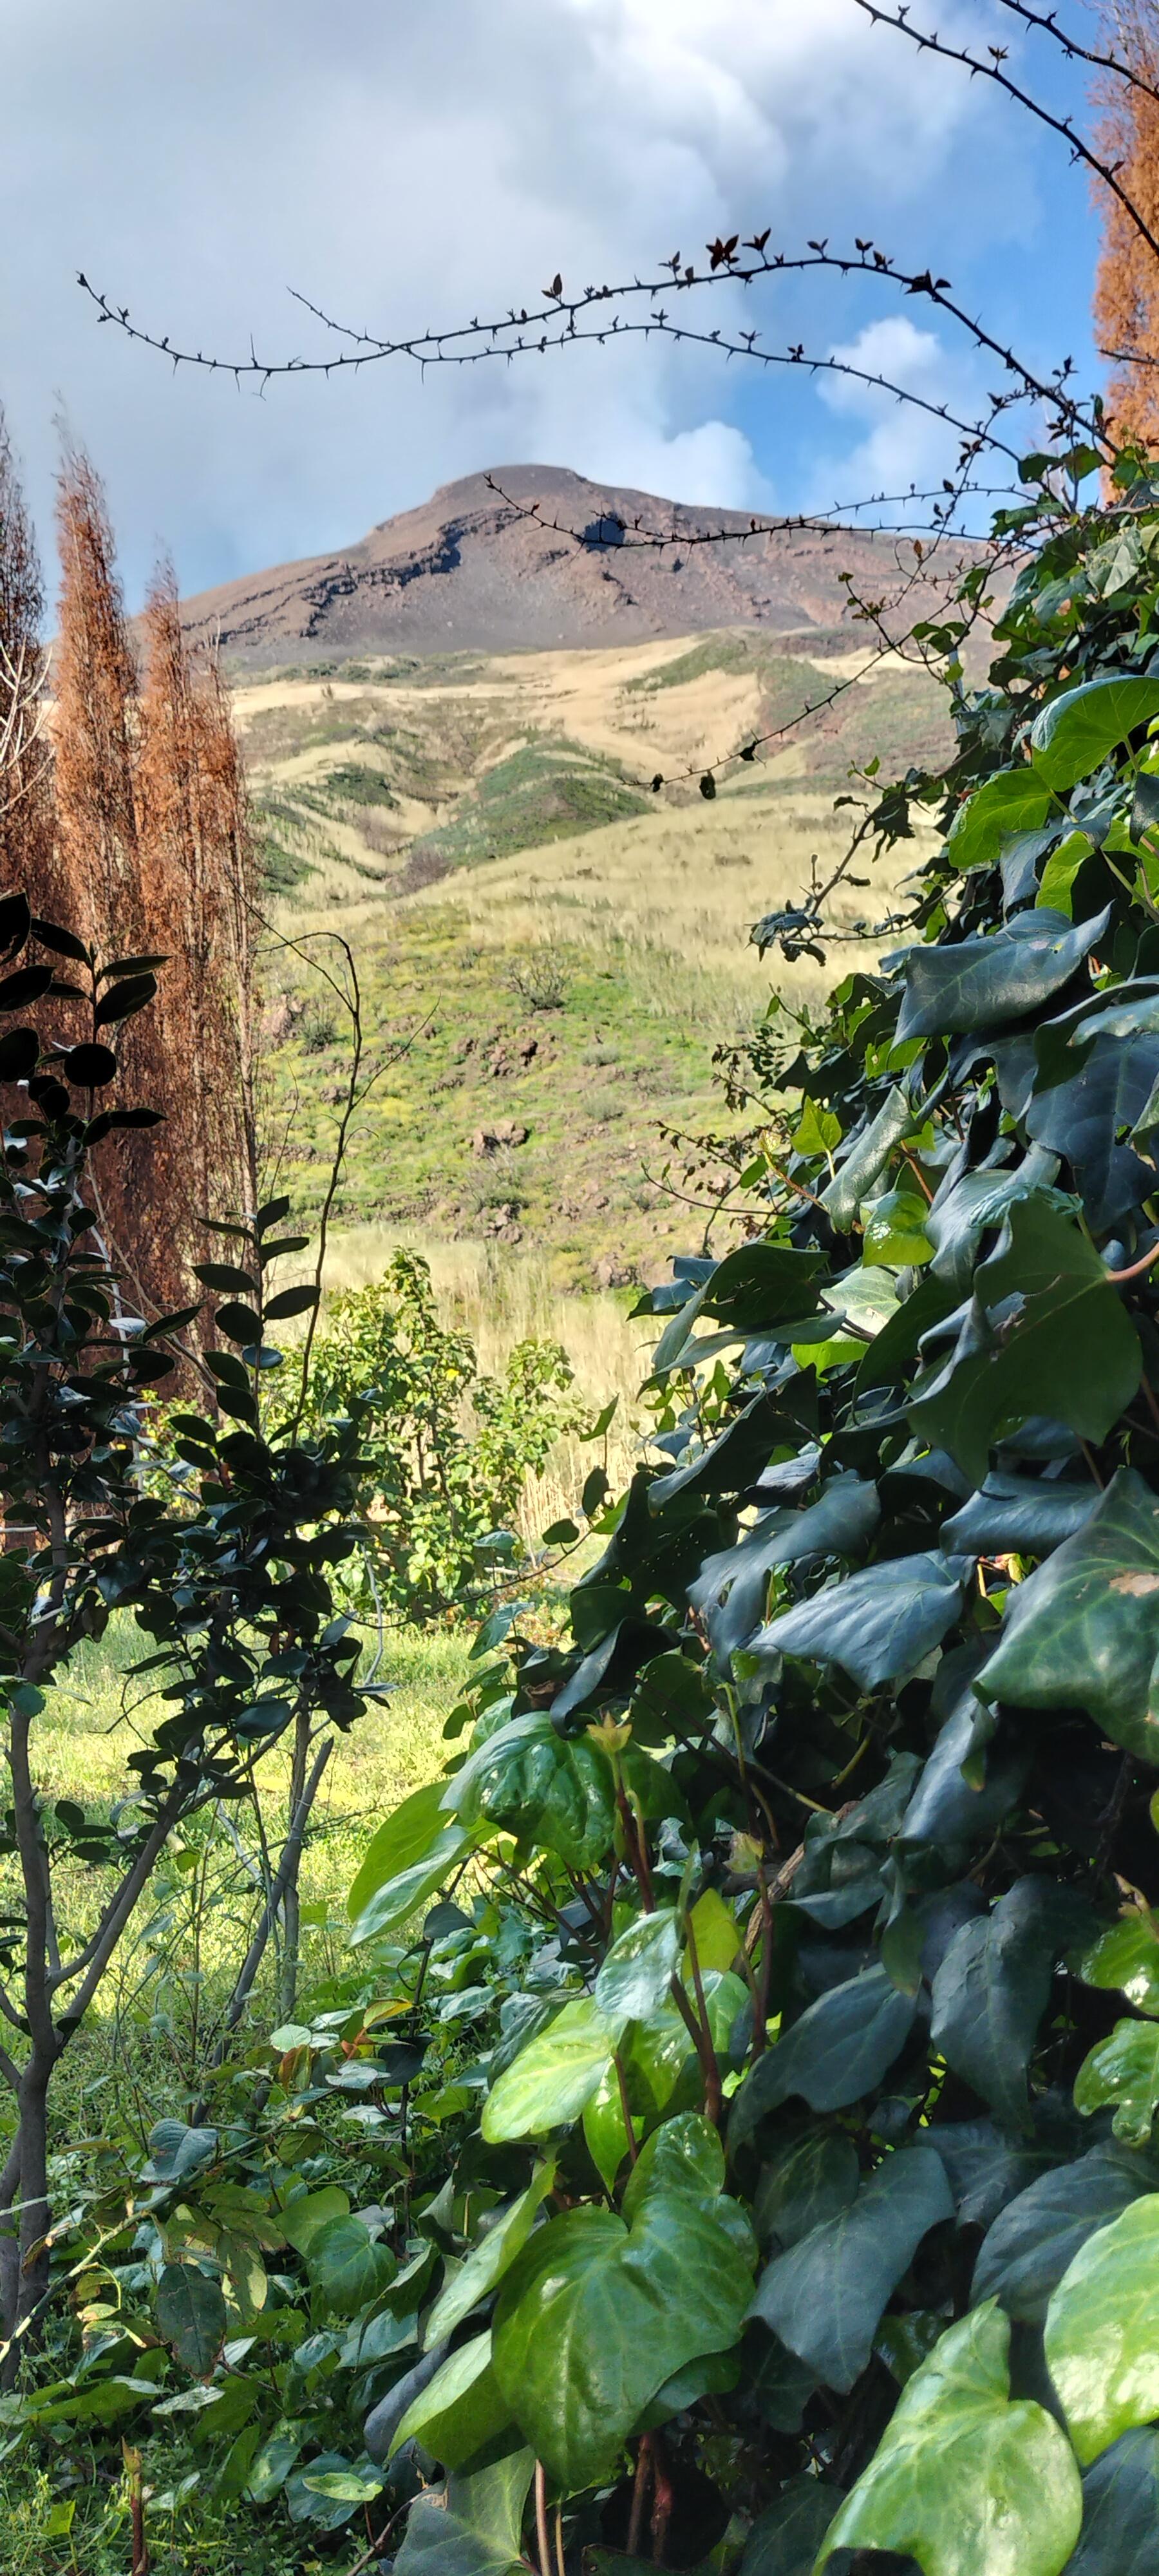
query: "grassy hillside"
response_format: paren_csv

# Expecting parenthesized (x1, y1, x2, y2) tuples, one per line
(241, 627, 947, 1285)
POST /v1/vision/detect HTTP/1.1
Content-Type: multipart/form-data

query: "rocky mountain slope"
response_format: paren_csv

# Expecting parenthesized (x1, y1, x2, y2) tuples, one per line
(182, 464, 968, 664)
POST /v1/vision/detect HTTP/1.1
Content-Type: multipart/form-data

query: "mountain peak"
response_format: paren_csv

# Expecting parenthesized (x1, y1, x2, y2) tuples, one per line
(179, 463, 956, 665)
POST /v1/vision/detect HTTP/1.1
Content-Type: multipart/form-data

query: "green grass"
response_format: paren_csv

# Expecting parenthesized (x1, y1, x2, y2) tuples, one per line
(404, 737, 650, 876)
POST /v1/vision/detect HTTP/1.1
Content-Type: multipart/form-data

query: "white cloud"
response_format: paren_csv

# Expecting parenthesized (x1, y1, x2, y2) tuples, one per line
(0, 0, 1037, 601)
(809, 315, 981, 507)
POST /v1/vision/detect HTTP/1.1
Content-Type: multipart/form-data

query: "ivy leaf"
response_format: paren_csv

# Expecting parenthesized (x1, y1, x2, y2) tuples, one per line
(816, 2300, 1082, 2575)
(977, 1469, 1159, 1765)
(1077, 1909, 1159, 2016)
(941, 1473, 1099, 1558)
(1026, 1032, 1159, 1231)
(595, 1909, 681, 2023)
(738, 2475, 837, 2573)
(749, 2144, 952, 2393)
(449, 1715, 615, 1870)
(1045, 2195, 1159, 2463)
(492, 2186, 754, 2489)
(155, 2264, 227, 2377)
(756, 1549, 969, 1692)
(482, 1996, 619, 2143)
(306, 2215, 395, 2316)
(1065, 2427, 1159, 2576)
(910, 1198, 1142, 1487)
(945, 768, 1058, 873)
(1074, 2018, 1159, 2144)
(425, 2163, 556, 2347)
(753, 2129, 860, 2251)
(819, 1084, 913, 1229)
(395, 2450, 535, 2576)
(1030, 673, 1159, 790)
(690, 1476, 880, 1662)
(973, 2145, 1151, 2322)
(729, 1967, 918, 2142)
(895, 905, 1107, 1043)
(391, 2331, 512, 2470)
(930, 1877, 1068, 2132)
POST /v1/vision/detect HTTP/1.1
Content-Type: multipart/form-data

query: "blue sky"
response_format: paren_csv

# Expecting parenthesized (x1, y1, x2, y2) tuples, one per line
(1, 0, 1106, 606)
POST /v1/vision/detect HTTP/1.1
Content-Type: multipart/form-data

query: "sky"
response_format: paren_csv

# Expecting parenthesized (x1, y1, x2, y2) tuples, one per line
(1, 0, 1106, 608)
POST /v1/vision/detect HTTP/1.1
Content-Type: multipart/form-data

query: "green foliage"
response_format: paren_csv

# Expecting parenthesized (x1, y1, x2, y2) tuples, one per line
(21, 451, 1159, 2572)
(296, 1249, 576, 1620)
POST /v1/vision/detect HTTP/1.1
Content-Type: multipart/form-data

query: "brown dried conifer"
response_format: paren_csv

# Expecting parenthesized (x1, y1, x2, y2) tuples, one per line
(0, 412, 56, 911)
(1093, 3, 1159, 451)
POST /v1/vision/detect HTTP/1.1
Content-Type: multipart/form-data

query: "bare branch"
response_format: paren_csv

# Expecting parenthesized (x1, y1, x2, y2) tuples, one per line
(852, 0, 1159, 262)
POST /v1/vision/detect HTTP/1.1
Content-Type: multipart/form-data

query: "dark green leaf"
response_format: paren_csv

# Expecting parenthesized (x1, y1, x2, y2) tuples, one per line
(449, 1714, 615, 1870)
(306, 2213, 395, 2315)
(691, 1477, 880, 1662)
(973, 2145, 1149, 2323)
(757, 1549, 968, 1692)
(730, 1967, 917, 2137)
(925, 1144, 1062, 1294)
(1066, 2427, 1159, 2575)
(265, 1283, 318, 1321)
(0, 963, 52, 1012)
(753, 2129, 860, 2251)
(941, 1473, 1099, 1558)
(895, 906, 1107, 1043)
(977, 1468, 1159, 1763)
(930, 1877, 1067, 2130)
(194, 1263, 259, 1296)
(155, 2263, 227, 2376)
(739, 2476, 838, 2576)
(749, 2145, 952, 2393)
(395, 2450, 534, 2576)
(1026, 1032, 1159, 1232)
(30, 917, 88, 963)
(95, 972, 157, 1026)
(910, 1198, 1142, 1486)
(0, 1027, 38, 1081)
(61, 1043, 118, 1088)
(214, 1302, 263, 1347)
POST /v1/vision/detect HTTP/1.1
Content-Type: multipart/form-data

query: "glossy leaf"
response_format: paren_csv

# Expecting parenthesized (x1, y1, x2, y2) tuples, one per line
(973, 2145, 1150, 2322)
(391, 2331, 511, 2470)
(1030, 674, 1159, 790)
(816, 2301, 1082, 2575)
(895, 905, 1107, 1043)
(912, 1198, 1141, 1486)
(945, 766, 1057, 872)
(977, 1469, 1159, 1765)
(1075, 2019, 1159, 2145)
(348, 1826, 473, 1947)
(347, 1778, 450, 1920)
(451, 1716, 615, 1870)
(395, 2448, 535, 2576)
(492, 2183, 754, 2489)
(482, 1996, 619, 2143)
(1025, 1032, 1159, 1233)
(306, 2214, 395, 2316)
(757, 1549, 968, 1692)
(930, 1877, 1066, 2130)
(1078, 1909, 1159, 2016)
(749, 2143, 952, 2392)
(424, 2164, 556, 2347)
(730, 1967, 918, 2139)
(689, 1476, 880, 1662)
(594, 1908, 681, 2023)
(1046, 2195, 1159, 2464)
